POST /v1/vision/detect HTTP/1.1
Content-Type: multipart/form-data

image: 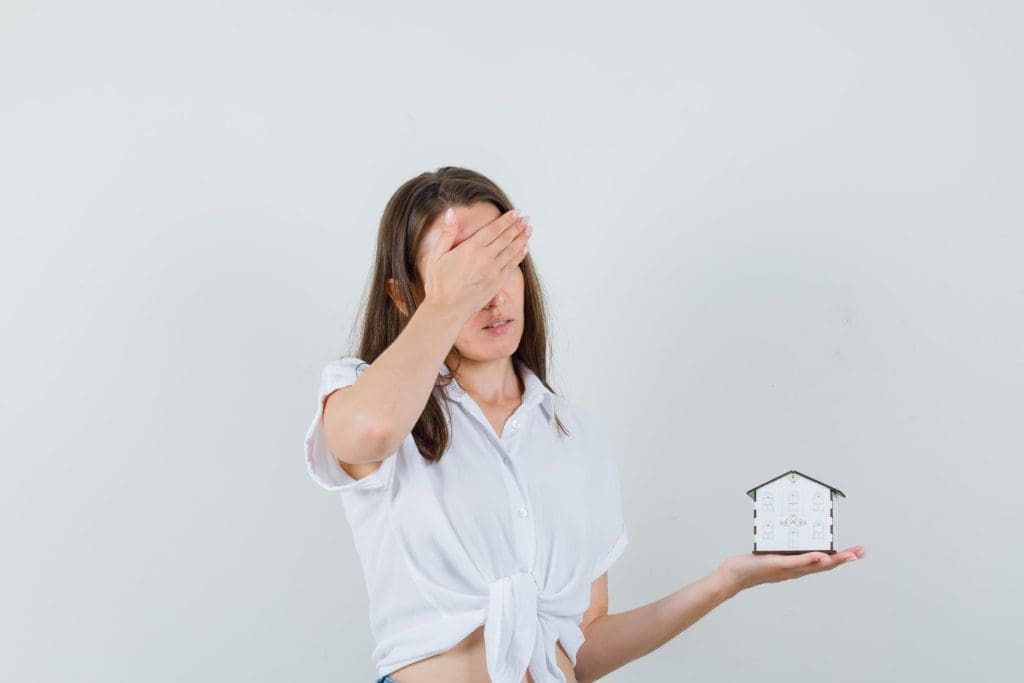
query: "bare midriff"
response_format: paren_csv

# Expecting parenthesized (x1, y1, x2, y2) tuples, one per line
(386, 624, 576, 683)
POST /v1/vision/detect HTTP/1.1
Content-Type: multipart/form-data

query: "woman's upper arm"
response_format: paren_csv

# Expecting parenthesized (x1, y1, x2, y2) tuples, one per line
(322, 381, 391, 465)
(304, 357, 398, 493)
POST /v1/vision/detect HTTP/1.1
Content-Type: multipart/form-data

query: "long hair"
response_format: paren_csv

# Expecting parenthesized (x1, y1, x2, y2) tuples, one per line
(346, 166, 570, 464)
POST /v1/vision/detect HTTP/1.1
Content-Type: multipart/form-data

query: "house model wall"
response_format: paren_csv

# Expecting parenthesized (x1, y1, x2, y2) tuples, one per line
(747, 470, 845, 554)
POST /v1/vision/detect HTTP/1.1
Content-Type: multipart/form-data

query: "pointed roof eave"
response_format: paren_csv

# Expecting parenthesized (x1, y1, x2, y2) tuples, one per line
(745, 469, 846, 499)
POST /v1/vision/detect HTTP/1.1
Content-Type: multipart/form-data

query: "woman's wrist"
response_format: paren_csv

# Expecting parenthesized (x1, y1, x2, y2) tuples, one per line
(709, 563, 745, 600)
(417, 296, 470, 331)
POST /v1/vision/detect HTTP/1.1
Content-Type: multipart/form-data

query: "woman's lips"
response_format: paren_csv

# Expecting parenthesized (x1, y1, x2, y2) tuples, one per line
(482, 319, 513, 334)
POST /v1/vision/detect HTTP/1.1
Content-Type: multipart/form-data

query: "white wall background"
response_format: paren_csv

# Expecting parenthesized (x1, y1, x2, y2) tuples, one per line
(2, 1, 1021, 681)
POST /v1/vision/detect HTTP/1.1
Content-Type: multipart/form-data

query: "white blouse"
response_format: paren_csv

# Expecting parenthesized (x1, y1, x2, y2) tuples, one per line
(304, 356, 629, 683)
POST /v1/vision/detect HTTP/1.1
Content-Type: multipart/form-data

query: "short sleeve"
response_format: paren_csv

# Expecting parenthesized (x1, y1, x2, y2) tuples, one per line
(584, 413, 629, 582)
(303, 356, 397, 493)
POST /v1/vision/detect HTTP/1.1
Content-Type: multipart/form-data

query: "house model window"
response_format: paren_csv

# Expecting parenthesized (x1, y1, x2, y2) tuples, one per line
(747, 470, 846, 555)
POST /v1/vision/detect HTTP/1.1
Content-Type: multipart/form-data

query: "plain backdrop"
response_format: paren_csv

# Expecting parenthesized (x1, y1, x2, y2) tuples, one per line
(2, 1, 1022, 681)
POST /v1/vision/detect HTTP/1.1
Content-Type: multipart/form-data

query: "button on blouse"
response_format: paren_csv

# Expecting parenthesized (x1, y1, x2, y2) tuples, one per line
(304, 356, 629, 683)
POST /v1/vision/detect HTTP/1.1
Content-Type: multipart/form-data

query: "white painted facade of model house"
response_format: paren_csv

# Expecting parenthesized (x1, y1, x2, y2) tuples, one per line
(748, 470, 844, 553)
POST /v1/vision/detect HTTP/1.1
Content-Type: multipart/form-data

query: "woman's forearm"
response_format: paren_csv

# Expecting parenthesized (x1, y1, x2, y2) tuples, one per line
(573, 569, 739, 683)
(322, 298, 466, 463)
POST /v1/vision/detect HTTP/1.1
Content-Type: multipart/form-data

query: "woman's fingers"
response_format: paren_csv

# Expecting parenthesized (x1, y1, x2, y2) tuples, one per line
(774, 545, 866, 575)
(803, 546, 866, 573)
(471, 209, 523, 250)
(505, 219, 532, 265)
(773, 552, 827, 573)
(493, 216, 531, 269)
(434, 208, 460, 256)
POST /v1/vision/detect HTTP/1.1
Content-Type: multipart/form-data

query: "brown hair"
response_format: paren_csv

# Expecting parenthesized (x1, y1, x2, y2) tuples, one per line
(345, 166, 570, 464)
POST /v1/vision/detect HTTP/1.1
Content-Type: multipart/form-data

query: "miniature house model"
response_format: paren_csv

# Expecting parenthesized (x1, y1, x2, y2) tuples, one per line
(747, 470, 845, 554)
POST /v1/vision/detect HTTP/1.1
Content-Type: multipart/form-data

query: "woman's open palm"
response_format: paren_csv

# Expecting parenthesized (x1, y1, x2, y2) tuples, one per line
(718, 545, 866, 593)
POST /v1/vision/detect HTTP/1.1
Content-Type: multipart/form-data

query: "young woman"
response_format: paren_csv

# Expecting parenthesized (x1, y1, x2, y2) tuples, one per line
(304, 167, 866, 683)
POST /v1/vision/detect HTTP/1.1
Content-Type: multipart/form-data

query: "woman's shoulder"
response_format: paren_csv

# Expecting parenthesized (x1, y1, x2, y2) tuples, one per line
(317, 355, 371, 384)
(323, 355, 370, 371)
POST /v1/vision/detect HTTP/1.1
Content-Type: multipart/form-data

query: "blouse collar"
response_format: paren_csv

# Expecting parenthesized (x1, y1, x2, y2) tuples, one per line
(440, 358, 555, 424)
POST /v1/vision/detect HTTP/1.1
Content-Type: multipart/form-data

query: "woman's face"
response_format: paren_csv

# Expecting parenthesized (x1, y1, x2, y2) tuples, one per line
(416, 202, 525, 364)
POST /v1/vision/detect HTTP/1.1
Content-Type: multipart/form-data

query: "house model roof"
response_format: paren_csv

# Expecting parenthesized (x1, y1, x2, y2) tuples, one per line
(745, 469, 846, 500)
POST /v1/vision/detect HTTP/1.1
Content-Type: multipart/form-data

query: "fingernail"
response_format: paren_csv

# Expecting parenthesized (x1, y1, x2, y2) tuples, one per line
(445, 208, 455, 225)
(512, 209, 521, 218)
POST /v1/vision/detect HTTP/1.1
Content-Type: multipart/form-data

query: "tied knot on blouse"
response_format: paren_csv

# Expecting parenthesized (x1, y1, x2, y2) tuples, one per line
(304, 357, 629, 683)
(485, 567, 587, 683)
